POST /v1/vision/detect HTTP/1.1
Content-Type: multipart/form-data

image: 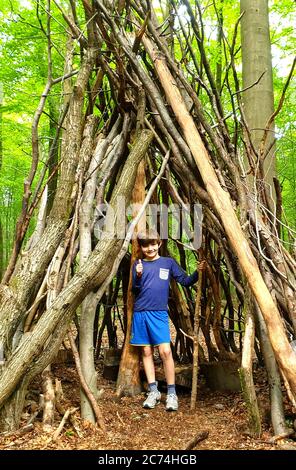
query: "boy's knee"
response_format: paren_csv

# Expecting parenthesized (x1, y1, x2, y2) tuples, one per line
(142, 346, 153, 358)
(159, 346, 172, 360)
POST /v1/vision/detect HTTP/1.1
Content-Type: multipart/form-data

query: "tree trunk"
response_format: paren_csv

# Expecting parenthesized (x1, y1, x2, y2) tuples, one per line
(0, 218, 3, 282)
(190, 260, 203, 410)
(0, 375, 30, 432)
(240, 0, 276, 198)
(41, 365, 55, 433)
(0, 47, 97, 353)
(0, 82, 3, 280)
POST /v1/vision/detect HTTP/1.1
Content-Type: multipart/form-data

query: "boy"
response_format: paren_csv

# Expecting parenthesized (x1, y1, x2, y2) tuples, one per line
(130, 229, 203, 411)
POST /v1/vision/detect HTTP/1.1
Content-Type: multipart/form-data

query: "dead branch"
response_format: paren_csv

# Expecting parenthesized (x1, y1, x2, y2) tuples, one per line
(0, 423, 34, 438)
(185, 430, 209, 450)
(52, 407, 79, 442)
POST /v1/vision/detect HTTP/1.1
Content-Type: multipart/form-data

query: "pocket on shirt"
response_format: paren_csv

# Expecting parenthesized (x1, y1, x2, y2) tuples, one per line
(159, 268, 169, 280)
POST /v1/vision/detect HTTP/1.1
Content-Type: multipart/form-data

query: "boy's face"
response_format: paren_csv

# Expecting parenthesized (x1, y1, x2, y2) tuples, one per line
(140, 241, 161, 260)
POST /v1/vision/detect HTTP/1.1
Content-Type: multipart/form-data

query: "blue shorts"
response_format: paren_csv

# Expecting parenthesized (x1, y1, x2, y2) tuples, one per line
(130, 310, 170, 346)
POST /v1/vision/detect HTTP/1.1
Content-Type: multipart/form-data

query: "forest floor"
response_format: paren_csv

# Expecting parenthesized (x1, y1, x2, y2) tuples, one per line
(1, 357, 295, 452)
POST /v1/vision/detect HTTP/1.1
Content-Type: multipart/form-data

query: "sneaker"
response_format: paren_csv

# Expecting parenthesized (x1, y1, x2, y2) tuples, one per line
(166, 393, 178, 411)
(143, 390, 161, 409)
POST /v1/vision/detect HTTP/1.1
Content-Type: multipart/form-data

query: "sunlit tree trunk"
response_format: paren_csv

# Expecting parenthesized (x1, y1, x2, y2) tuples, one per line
(240, 0, 276, 201)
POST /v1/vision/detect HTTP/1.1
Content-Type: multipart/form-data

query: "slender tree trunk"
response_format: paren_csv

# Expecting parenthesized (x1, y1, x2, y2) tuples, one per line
(47, 96, 59, 213)
(215, 0, 223, 94)
(0, 219, 3, 281)
(0, 82, 3, 280)
(190, 260, 203, 410)
(41, 365, 55, 433)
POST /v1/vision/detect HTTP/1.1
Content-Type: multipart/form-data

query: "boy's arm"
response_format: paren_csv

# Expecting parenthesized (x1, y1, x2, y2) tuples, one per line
(170, 258, 198, 287)
(132, 262, 142, 294)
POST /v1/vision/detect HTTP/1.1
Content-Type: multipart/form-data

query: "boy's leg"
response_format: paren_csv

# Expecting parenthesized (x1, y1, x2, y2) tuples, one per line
(142, 345, 155, 384)
(142, 346, 161, 409)
(158, 343, 178, 411)
(158, 343, 175, 384)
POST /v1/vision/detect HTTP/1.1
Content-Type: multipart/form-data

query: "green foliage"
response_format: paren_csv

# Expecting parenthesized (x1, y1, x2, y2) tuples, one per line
(0, 1, 44, 262)
(0, 0, 295, 273)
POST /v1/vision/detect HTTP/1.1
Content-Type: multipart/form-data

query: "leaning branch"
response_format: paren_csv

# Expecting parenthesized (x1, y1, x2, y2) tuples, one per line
(68, 332, 106, 432)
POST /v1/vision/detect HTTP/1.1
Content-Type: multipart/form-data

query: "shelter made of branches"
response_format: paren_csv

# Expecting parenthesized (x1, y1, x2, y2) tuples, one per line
(0, 0, 295, 436)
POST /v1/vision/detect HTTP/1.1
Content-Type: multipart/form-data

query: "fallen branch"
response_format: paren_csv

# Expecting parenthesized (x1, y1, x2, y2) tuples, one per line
(26, 409, 40, 426)
(116, 411, 125, 426)
(185, 430, 209, 450)
(1, 423, 34, 438)
(52, 407, 78, 442)
(55, 393, 82, 438)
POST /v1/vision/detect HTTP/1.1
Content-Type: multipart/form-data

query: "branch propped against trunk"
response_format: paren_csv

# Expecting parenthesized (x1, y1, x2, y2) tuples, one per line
(141, 35, 296, 400)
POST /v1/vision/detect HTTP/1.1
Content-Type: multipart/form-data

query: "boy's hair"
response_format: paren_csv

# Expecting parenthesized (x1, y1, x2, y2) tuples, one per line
(137, 229, 161, 247)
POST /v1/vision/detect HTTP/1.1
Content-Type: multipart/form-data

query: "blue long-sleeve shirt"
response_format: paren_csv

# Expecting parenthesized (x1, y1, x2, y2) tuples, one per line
(132, 256, 198, 312)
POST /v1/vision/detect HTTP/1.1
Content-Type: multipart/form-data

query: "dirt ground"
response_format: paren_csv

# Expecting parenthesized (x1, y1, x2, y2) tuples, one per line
(1, 359, 295, 452)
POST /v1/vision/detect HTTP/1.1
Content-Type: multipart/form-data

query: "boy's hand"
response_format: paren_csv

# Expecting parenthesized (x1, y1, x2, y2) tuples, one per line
(198, 260, 206, 271)
(136, 259, 143, 277)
